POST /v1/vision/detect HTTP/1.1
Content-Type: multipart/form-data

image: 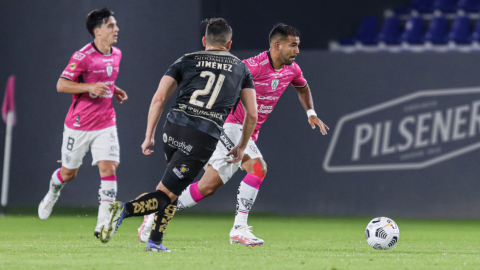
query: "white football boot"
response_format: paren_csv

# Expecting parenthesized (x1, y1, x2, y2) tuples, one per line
(229, 225, 264, 247)
(38, 192, 60, 220)
(137, 214, 155, 242)
(99, 201, 124, 244)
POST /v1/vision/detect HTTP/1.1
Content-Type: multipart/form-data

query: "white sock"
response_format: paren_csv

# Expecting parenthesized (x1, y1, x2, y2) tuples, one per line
(96, 176, 117, 231)
(234, 173, 263, 228)
(177, 181, 204, 211)
(49, 168, 66, 194)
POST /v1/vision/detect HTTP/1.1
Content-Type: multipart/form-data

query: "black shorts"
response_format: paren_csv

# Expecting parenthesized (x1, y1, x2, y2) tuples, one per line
(161, 120, 218, 195)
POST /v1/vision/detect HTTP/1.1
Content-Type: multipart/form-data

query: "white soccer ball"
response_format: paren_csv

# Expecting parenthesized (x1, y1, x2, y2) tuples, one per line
(365, 217, 400, 250)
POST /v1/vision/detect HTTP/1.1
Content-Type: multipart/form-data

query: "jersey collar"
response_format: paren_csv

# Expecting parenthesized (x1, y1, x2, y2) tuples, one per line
(91, 42, 112, 56)
(267, 50, 283, 71)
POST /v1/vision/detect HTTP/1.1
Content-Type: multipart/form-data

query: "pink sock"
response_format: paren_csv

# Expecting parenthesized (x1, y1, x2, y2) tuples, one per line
(190, 181, 205, 203)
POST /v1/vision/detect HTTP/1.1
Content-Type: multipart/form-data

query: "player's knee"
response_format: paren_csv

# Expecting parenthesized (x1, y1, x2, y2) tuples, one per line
(60, 170, 77, 181)
(253, 162, 267, 178)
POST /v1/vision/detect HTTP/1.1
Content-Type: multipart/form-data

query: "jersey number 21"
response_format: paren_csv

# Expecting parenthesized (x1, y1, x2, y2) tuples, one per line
(189, 71, 225, 109)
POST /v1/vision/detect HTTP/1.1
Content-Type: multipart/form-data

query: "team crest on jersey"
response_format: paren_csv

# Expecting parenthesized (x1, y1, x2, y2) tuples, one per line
(106, 65, 113, 76)
(163, 133, 168, 143)
(271, 78, 279, 91)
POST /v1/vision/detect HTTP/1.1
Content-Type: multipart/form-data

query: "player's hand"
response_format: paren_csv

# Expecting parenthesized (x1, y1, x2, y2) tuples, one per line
(226, 145, 245, 164)
(88, 83, 109, 97)
(309, 115, 329, 135)
(114, 88, 128, 104)
(141, 138, 155, 155)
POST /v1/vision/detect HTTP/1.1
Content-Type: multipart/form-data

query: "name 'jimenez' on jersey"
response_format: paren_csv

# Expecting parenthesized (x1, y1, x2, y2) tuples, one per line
(165, 50, 254, 139)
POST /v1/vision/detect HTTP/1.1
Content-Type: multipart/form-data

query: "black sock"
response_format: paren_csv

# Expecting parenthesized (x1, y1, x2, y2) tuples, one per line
(150, 199, 178, 243)
(123, 190, 171, 218)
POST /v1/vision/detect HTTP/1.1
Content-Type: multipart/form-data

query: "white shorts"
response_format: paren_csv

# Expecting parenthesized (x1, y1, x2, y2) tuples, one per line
(207, 123, 262, 184)
(61, 125, 120, 169)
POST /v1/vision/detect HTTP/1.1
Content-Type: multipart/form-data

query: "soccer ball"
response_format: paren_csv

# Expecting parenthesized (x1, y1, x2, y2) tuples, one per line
(365, 217, 399, 250)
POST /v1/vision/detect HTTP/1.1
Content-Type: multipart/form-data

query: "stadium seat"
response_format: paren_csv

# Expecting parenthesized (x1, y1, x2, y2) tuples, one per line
(354, 16, 379, 45)
(448, 15, 471, 43)
(339, 16, 378, 46)
(457, 0, 480, 12)
(471, 17, 480, 41)
(378, 17, 402, 44)
(395, 0, 435, 15)
(425, 16, 448, 44)
(402, 17, 425, 44)
(433, 0, 458, 13)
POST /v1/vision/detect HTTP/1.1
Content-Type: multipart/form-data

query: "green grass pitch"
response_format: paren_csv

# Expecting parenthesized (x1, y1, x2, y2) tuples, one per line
(0, 207, 479, 269)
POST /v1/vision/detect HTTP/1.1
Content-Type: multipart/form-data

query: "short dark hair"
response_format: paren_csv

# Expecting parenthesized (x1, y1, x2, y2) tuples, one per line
(202, 18, 232, 46)
(269, 23, 300, 44)
(86, 8, 115, 37)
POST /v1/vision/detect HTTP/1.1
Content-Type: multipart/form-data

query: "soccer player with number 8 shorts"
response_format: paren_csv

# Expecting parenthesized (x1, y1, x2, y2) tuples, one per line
(137, 23, 329, 247)
(98, 18, 258, 252)
(38, 8, 128, 238)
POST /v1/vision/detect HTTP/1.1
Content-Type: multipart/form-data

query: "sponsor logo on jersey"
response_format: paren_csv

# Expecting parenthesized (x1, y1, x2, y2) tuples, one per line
(167, 136, 193, 154)
(271, 79, 279, 91)
(110, 145, 119, 152)
(62, 71, 74, 77)
(106, 65, 113, 76)
(73, 52, 86, 61)
(260, 59, 269, 66)
(246, 58, 257, 66)
(258, 96, 279, 100)
(93, 70, 105, 73)
(69, 63, 76, 70)
(255, 82, 269, 86)
(163, 133, 168, 143)
(180, 164, 189, 173)
(85, 48, 95, 54)
(323, 87, 480, 172)
(173, 168, 184, 179)
(258, 104, 273, 114)
(103, 58, 114, 62)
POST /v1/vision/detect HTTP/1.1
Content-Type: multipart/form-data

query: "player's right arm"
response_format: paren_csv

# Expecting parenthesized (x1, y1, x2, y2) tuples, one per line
(57, 51, 109, 96)
(57, 78, 109, 96)
(141, 75, 178, 155)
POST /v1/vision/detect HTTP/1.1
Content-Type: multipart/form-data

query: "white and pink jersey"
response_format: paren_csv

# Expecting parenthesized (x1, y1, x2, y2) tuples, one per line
(225, 51, 307, 141)
(60, 42, 122, 131)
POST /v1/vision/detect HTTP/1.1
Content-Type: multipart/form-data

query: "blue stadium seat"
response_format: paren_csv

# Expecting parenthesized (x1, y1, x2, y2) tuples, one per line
(378, 17, 402, 44)
(448, 16, 471, 43)
(355, 16, 378, 45)
(433, 0, 458, 13)
(425, 16, 448, 44)
(457, 0, 480, 12)
(395, 0, 435, 15)
(339, 16, 378, 45)
(471, 18, 480, 41)
(402, 17, 425, 44)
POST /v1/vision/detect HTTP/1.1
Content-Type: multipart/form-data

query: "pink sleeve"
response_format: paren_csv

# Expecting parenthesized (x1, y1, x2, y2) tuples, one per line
(291, 63, 307, 88)
(242, 58, 260, 79)
(59, 51, 89, 81)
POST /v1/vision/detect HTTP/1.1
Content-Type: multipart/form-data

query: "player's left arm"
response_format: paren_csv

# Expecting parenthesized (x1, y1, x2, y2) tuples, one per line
(295, 84, 329, 135)
(113, 85, 128, 104)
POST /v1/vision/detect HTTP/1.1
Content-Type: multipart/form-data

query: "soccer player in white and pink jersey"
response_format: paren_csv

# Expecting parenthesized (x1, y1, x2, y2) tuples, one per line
(138, 23, 329, 246)
(38, 8, 128, 238)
